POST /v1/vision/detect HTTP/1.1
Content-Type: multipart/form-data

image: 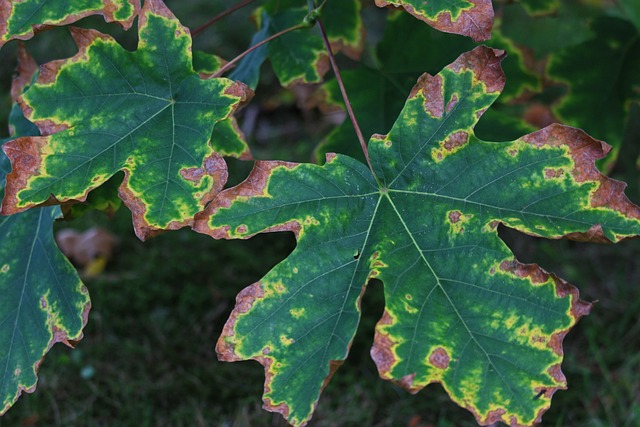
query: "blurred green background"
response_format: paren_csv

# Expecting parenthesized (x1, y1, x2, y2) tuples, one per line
(1, 0, 640, 426)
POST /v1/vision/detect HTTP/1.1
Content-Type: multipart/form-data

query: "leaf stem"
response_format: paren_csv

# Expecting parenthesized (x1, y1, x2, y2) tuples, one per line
(316, 17, 375, 176)
(212, 24, 307, 78)
(192, 0, 260, 38)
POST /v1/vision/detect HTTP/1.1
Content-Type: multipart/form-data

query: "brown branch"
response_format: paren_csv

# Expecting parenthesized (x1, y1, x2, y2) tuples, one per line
(192, 0, 260, 38)
(212, 24, 306, 79)
(316, 17, 376, 176)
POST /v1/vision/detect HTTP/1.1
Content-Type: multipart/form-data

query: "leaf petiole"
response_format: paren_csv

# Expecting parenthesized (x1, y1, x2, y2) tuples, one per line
(212, 23, 307, 78)
(316, 16, 377, 179)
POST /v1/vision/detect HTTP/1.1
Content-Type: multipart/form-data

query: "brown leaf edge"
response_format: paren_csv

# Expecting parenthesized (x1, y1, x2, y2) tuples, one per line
(197, 156, 358, 426)
(0, 277, 91, 416)
(9, 43, 38, 105)
(374, 0, 494, 42)
(193, 160, 302, 239)
(515, 124, 640, 243)
(0, 0, 141, 47)
(371, 260, 591, 427)
(1, 0, 252, 241)
(215, 278, 365, 427)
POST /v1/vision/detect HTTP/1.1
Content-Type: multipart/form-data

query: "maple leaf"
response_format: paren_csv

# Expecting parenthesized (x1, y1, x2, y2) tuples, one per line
(232, 0, 364, 88)
(375, 0, 494, 42)
(0, 48, 89, 416)
(194, 47, 640, 426)
(313, 12, 538, 163)
(1, 0, 251, 240)
(518, 0, 560, 16)
(548, 16, 640, 171)
(0, 0, 140, 47)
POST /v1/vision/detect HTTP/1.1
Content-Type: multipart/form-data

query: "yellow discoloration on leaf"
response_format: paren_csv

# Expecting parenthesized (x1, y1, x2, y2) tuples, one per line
(431, 131, 469, 163)
(368, 251, 388, 270)
(446, 210, 474, 234)
(489, 310, 553, 350)
(280, 335, 295, 346)
(263, 280, 287, 298)
(404, 302, 418, 314)
(303, 215, 320, 226)
(504, 313, 519, 329)
(457, 367, 482, 398)
(1, 264, 9, 273)
(289, 307, 306, 319)
(235, 225, 248, 235)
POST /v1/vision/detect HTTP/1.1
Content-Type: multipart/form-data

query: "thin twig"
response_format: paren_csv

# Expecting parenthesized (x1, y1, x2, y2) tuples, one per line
(212, 24, 306, 78)
(316, 17, 376, 176)
(192, 0, 259, 38)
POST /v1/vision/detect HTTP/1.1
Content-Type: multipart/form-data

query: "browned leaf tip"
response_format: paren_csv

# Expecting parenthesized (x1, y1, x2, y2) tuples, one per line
(500, 259, 591, 329)
(523, 124, 640, 242)
(214, 280, 297, 421)
(223, 80, 253, 113)
(374, 0, 493, 42)
(0, 1, 11, 42)
(193, 160, 299, 239)
(10, 43, 38, 104)
(498, 259, 590, 426)
(216, 281, 265, 362)
(408, 46, 505, 123)
(410, 73, 444, 118)
(141, 0, 176, 28)
(103, 0, 141, 30)
(450, 46, 506, 94)
(0, 0, 138, 47)
(329, 25, 366, 61)
(1, 136, 51, 215)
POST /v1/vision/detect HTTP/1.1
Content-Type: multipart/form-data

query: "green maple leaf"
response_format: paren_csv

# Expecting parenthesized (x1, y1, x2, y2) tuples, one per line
(234, 0, 363, 88)
(517, 0, 559, 16)
(1, 0, 251, 240)
(314, 12, 538, 162)
(0, 48, 88, 415)
(375, 0, 493, 42)
(194, 47, 640, 426)
(548, 16, 640, 171)
(0, 0, 140, 47)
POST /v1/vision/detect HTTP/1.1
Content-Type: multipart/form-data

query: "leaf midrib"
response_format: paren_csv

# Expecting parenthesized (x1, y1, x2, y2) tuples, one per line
(381, 190, 527, 412)
(0, 207, 43, 404)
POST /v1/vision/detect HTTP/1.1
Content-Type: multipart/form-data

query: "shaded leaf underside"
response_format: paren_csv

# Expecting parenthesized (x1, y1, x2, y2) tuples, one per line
(1, 0, 250, 240)
(195, 47, 640, 427)
(250, 0, 363, 87)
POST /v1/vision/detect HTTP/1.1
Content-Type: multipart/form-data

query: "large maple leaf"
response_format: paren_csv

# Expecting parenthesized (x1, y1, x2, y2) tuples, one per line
(1, 0, 251, 239)
(0, 48, 89, 415)
(194, 47, 640, 426)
